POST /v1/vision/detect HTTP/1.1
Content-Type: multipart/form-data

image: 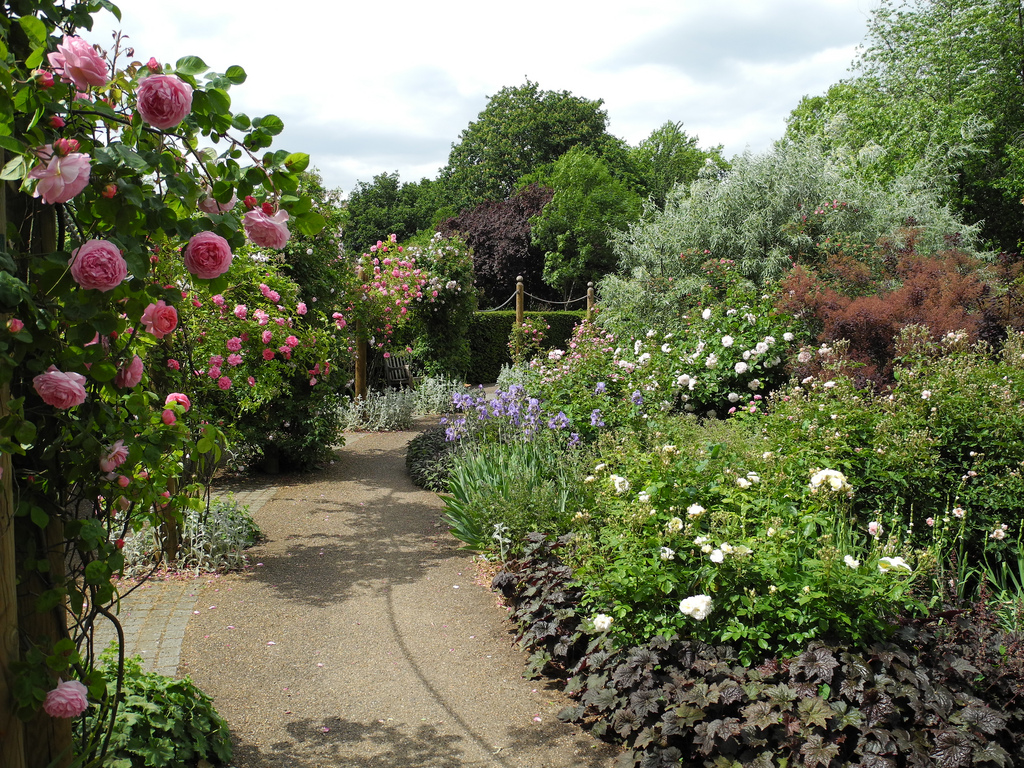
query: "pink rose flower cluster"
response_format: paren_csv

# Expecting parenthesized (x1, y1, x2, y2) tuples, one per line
(43, 679, 89, 719)
(183, 231, 233, 279)
(69, 238, 127, 292)
(141, 300, 178, 339)
(33, 366, 87, 409)
(28, 141, 91, 205)
(48, 35, 108, 90)
(244, 208, 290, 249)
(136, 74, 193, 130)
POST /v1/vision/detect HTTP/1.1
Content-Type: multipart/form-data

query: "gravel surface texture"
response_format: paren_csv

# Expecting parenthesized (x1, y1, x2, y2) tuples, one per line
(179, 426, 621, 768)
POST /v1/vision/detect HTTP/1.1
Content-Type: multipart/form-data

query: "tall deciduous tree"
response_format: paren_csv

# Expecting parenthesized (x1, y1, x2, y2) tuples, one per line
(437, 183, 553, 307)
(343, 172, 435, 255)
(786, 0, 1024, 251)
(523, 148, 642, 299)
(630, 121, 725, 208)
(438, 80, 609, 215)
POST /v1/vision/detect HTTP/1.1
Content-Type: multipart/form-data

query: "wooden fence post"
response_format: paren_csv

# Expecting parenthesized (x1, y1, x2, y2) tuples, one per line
(586, 281, 595, 319)
(515, 276, 524, 327)
(1, 382, 25, 767)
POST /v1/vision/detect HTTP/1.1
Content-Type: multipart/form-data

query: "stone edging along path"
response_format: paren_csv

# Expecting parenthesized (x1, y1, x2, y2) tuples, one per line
(113, 426, 621, 767)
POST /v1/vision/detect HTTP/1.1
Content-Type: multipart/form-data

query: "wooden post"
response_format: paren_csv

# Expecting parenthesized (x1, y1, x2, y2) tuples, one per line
(354, 263, 367, 399)
(1, 383, 25, 767)
(515, 276, 524, 327)
(586, 281, 595, 319)
(1, 145, 26, 768)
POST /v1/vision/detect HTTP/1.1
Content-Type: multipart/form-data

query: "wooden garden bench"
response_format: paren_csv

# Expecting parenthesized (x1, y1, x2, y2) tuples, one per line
(384, 353, 420, 389)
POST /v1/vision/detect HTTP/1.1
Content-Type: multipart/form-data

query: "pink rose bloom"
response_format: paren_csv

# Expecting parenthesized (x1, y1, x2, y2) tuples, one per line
(262, 348, 275, 361)
(247, 376, 256, 386)
(7, 318, 25, 333)
(28, 146, 91, 204)
(244, 209, 290, 249)
(135, 74, 193, 129)
(117, 475, 130, 488)
(254, 309, 269, 326)
(198, 193, 237, 215)
(167, 358, 180, 370)
(233, 304, 247, 320)
(208, 366, 221, 379)
(259, 283, 281, 302)
(261, 330, 273, 344)
(69, 239, 127, 292)
(212, 294, 226, 306)
(161, 409, 176, 425)
(208, 354, 224, 368)
(33, 365, 87, 409)
(48, 36, 108, 90)
(165, 393, 191, 412)
(296, 302, 307, 315)
(226, 337, 243, 352)
(43, 679, 89, 719)
(140, 300, 178, 339)
(99, 440, 129, 472)
(183, 231, 233, 279)
(217, 376, 232, 390)
(285, 335, 299, 347)
(227, 353, 242, 366)
(868, 521, 882, 537)
(113, 355, 144, 388)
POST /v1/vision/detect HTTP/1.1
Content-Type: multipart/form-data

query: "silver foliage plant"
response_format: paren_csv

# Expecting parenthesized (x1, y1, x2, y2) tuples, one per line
(599, 135, 984, 335)
(338, 375, 466, 432)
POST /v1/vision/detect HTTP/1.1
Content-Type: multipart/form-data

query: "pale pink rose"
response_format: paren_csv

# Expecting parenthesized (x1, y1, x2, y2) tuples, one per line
(296, 302, 307, 315)
(48, 36, 108, 90)
(161, 409, 176, 425)
(198, 193, 237, 215)
(43, 679, 89, 718)
(69, 239, 127, 292)
(868, 521, 882, 537)
(183, 231, 233, 279)
(226, 337, 242, 352)
(140, 300, 178, 339)
(227, 353, 242, 366)
(6, 318, 25, 333)
(113, 355, 144, 388)
(33, 365, 87, 409)
(99, 440, 129, 472)
(28, 146, 91, 204)
(233, 305, 247, 320)
(165, 393, 191, 412)
(244, 209, 290, 249)
(135, 74, 193, 130)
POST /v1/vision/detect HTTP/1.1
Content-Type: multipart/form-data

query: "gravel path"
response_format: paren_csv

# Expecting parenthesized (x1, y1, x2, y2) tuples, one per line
(178, 428, 621, 767)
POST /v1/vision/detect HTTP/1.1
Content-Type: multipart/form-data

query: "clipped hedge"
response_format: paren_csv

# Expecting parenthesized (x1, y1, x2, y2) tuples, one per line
(467, 310, 587, 384)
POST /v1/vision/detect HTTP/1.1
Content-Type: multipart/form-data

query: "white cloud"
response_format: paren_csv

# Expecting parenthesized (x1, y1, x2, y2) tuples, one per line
(94, 0, 872, 194)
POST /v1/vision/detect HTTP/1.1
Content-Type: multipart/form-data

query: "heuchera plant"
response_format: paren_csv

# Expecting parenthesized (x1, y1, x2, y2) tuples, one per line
(0, 4, 324, 763)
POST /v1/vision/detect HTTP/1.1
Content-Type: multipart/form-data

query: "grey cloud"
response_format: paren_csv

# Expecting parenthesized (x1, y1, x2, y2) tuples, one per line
(603, 2, 866, 80)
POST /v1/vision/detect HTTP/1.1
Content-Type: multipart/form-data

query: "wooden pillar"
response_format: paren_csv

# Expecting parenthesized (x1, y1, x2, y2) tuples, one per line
(1, 385, 25, 768)
(515, 276, 524, 327)
(586, 281, 595, 319)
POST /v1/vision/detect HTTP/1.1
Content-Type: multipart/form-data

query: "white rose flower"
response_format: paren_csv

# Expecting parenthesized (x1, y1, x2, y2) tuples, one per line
(610, 475, 630, 494)
(638, 491, 651, 503)
(638, 352, 651, 366)
(594, 463, 606, 472)
(722, 335, 734, 347)
(694, 536, 708, 545)
(705, 354, 718, 368)
(593, 614, 614, 632)
(735, 362, 748, 374)
(665, 517, 684, 533)
(679, 594, 713, 620)
(660, 547, 676, 561)
(844, 555, 860, 569)
(584, 475, 595, 484)
(728, 392, 740, 402)
(702, 308, 712, 320)
(661, 344, 672, 353)
(748, 379, 761, 391)
(686, 503, 705, 518)
(719, 542, 734, 554)
(700, 543, 713, 554)
(736, 477, 752, 489)
(878, 556, 912, 573)
(783, 332, 794, 342)
(709, 549, 724, 563)
(755, 341, 770, 355)
(646, 329, 657, 338)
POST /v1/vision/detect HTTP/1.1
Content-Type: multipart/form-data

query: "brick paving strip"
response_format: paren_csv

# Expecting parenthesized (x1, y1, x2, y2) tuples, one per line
(93, 485, 280, 676)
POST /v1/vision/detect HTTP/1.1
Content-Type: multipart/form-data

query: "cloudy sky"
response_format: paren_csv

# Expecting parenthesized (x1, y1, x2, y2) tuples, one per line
(93, 0, 876, 196)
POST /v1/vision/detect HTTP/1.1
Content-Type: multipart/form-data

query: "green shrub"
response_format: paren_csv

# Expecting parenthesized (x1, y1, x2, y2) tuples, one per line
(406, 425, 459, 491)
(467, 310, 587, 383)
(79, 651, 232, 768)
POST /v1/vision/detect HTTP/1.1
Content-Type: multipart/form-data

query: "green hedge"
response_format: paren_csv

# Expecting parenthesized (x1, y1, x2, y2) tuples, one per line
(466, 310, 587, 384)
